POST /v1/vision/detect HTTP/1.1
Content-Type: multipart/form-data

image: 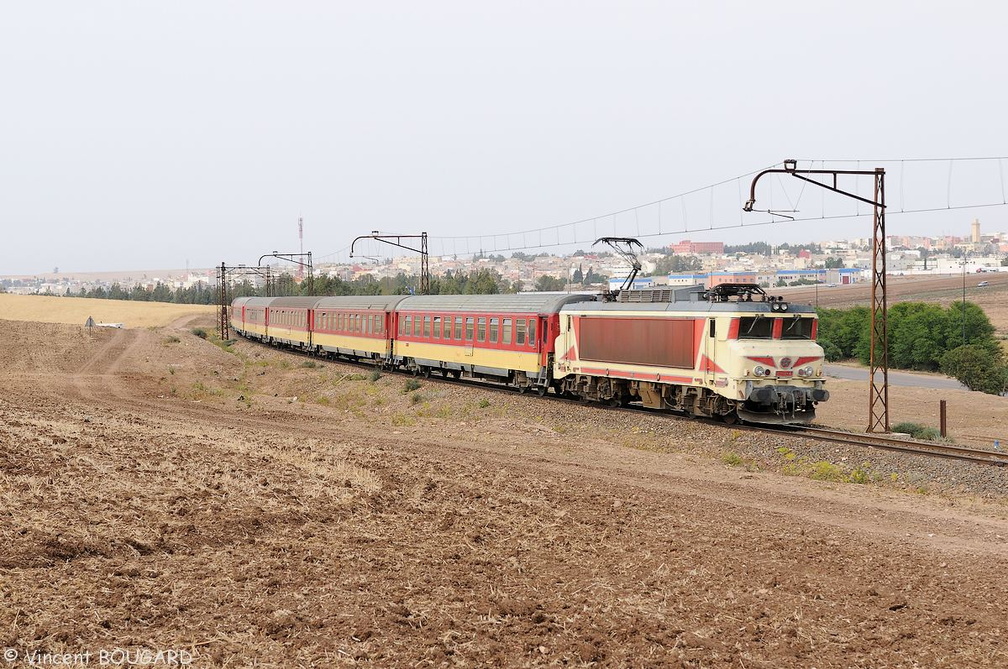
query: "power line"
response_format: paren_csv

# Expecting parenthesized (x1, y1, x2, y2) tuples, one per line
(318, 156, 1008, 262)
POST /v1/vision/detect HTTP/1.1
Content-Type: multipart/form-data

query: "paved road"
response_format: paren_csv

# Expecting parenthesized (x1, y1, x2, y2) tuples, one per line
(824, 364, 967, 390)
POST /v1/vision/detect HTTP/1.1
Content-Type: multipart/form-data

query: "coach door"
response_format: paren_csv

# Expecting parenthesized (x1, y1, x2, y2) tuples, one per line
(464, 316, 475, 357)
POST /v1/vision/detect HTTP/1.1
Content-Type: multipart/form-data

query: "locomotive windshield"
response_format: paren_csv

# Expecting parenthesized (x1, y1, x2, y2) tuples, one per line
(738, 316, 773, 339)
(781, 316, 815, 340)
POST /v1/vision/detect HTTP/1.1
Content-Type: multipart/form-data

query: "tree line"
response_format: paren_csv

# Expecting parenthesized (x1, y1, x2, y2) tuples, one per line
(817, 301, 1007, 394)
(68, 267, 578, 305)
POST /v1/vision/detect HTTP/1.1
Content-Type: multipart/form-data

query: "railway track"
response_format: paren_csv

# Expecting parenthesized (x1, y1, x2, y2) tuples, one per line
(237, 334, 1008, 468)
(780, 425, 1008, 467)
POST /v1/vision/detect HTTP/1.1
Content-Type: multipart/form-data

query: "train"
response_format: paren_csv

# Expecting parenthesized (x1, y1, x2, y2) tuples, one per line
(230, 282, 829, 425)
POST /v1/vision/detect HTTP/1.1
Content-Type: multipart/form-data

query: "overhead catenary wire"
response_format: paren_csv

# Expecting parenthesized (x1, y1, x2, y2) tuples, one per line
(318, 156, 1008, 262)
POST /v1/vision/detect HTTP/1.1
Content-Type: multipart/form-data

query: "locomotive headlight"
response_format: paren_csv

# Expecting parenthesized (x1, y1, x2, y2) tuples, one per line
(754, 366, 766, 377)
(780, 303, 789, 311)
(765, 368, 773, 376)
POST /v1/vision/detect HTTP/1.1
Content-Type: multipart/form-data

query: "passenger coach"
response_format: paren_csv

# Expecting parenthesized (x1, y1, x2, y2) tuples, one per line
(391, 294, 595, 391)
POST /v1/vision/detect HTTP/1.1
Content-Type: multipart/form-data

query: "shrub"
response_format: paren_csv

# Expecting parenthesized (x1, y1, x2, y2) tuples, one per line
(191, 327, 208, 339)
(939, 344, 1008, 395)
(403, 378, 422, 393)
(369, 369, 382, 382)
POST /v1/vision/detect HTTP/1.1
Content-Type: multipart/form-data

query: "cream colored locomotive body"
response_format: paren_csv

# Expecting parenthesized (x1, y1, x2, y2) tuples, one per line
(553, 286, 828, 423)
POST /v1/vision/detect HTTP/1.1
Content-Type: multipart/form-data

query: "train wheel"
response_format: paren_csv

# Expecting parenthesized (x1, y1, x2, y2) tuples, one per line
(422, 367, 431, 378)
(536, 385, 548, 397)
(722, 410, 739, 425)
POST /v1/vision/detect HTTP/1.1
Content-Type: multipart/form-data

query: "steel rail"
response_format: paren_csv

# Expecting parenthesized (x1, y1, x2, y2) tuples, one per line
(233, 331, 1006, 467)
(785, 426, 1008, 467)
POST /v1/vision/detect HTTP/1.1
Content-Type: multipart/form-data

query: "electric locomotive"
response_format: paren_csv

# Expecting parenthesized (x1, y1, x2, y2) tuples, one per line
(553, 283, 828, 423)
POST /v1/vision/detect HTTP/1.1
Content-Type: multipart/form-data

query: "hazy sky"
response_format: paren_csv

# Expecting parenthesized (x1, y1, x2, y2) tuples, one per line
(2, 1, 1007, 275)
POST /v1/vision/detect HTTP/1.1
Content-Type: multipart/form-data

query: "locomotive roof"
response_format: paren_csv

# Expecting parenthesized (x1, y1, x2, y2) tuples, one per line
(561, 300, 817, 315)
(397, 293, 597, 314)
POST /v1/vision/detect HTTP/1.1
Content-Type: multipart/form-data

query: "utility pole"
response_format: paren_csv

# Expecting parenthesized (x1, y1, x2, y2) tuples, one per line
(351, 232, 430, 294)
(744, 159, 889, 433)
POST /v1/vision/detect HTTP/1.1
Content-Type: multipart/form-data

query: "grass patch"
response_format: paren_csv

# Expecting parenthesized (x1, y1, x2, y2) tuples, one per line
(191, 327, 208, 339)
(722, 451, 744, 466)
(410, 392, 426, 405)
(776, 448, 876, 484)
(403, 378, 422, 393)
(369, 369, 383, 382)
(810, 460, 844, 481)
(892, 422, 942, 441)
(391, 412, 416, 427)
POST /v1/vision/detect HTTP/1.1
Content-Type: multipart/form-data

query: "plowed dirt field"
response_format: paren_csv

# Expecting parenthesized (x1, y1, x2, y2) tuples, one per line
(1, 309, 1007, 667)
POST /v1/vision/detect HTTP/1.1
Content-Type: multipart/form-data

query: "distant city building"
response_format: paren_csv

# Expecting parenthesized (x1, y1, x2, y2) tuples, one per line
(670, 240, 724, 255)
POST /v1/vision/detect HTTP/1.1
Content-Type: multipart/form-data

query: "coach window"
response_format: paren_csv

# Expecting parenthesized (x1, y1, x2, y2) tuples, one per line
(516, 319, 526, 345)
(423, 315, 431, 337)
(502, 318, 512, 345)
(443, 315, 452, 339)
(375, 314, 382, 334)
(402, 315, 410, 336)
(455, 317, 463, 340)
(465, 317, 474, 341)
(433, 316, 441, 339)
(477, 317, 486, 342)
(528, 319, 536, 346)
(489, 318, 499, 343)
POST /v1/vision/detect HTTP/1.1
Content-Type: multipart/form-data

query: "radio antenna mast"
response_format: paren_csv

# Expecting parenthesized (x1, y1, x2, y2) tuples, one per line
(297, 215, 304, 281)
